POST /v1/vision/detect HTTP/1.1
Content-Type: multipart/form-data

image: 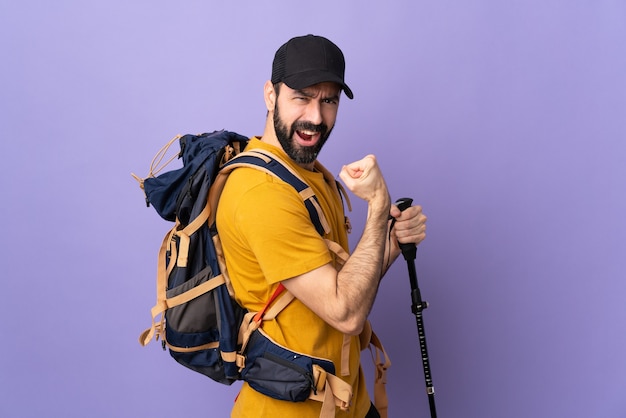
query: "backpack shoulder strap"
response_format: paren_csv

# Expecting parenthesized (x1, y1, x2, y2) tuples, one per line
(209, 149, 330, 236)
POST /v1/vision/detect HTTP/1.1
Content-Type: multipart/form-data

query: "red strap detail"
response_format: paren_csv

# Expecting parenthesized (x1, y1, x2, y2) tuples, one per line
(253, 283, 285, 323)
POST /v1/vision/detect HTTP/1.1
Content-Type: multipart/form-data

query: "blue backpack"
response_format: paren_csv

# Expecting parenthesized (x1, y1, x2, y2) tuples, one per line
(133, 130, 390, 416)
(135, 131, 346, 384)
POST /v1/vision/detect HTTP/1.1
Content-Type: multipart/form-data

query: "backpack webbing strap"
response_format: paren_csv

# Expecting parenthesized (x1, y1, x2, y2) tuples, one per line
(175, 199, 211, 268)
(360, 321, 391, 418)
(324, 239, 349, 269)
(253, 284, 293, 322)
(138, 226, 176, 346)
(314, 159, 352, 234)
(370, 331, 391, 418)
(309, 368, 352, 416)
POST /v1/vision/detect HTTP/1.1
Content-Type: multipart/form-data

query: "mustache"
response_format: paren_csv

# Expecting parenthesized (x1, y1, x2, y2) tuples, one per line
(292, 120, 328, 134)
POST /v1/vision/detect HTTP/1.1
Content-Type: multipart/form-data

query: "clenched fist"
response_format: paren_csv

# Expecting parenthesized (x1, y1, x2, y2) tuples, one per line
(339, 155, 390, 207)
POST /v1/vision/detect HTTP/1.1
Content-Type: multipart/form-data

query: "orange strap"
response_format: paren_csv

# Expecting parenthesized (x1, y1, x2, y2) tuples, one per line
(253, 283, 286, 323)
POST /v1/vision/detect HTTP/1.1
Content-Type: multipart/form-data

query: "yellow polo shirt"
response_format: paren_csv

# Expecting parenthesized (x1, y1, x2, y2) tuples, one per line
(216, 137, 372, 417)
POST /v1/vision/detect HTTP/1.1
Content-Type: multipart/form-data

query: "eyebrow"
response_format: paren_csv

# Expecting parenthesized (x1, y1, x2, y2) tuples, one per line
(295, 88, 340, 102)
(294, 88, 316, 98)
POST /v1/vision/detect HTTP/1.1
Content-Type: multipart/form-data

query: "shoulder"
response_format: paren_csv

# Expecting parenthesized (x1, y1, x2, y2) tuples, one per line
(218, 166, 310, 225)
(222, 165, 302, 205)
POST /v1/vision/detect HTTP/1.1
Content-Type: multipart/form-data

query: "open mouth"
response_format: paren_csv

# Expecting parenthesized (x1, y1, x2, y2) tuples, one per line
(295, 129, 321, 146)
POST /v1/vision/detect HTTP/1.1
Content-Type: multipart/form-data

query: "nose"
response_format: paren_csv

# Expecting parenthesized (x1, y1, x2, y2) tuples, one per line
(303, 101, 323, 125)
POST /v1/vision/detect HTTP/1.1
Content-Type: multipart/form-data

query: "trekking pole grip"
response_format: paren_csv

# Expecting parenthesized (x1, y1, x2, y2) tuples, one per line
(393, 197, 421, 304)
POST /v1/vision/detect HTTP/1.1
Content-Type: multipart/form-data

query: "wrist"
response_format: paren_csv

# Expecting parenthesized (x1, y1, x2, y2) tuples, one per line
(367, 192, 391, 219)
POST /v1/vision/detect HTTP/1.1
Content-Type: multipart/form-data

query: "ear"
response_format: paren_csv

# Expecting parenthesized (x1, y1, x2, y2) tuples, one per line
(263, 80, 276, 112)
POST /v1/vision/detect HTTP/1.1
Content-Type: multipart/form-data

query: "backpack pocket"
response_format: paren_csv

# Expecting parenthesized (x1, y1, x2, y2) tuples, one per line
(242, 329, 336, 402)
(244, 351, 314, 402)
(164, 265, 245, 383)
(166, 266, 217, 334)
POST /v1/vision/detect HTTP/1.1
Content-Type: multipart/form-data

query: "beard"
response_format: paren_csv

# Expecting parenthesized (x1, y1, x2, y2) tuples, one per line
(273, 104, 333, 165)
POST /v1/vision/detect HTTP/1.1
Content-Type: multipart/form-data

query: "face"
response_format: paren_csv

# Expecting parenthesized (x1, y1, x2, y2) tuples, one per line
(271, 82, 341, 167)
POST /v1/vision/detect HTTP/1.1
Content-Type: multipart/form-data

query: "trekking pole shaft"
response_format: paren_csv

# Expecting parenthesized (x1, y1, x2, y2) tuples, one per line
(414, 308, 437, 418)
(406, 257, 437, 418)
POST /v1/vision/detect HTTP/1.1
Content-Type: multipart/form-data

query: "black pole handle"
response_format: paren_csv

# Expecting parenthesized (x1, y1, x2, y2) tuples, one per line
(395, 197, 413, 212)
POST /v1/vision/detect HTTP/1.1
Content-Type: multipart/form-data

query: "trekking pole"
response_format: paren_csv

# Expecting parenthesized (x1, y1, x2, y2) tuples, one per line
(394, 198, 437, 418)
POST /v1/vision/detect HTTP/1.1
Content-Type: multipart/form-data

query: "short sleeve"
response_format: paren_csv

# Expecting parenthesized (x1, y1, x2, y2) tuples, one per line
(232, 171, 332, 284)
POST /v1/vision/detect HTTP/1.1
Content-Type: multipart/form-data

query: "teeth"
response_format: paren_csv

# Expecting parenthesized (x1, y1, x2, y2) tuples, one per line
(300, 130, 316, 135)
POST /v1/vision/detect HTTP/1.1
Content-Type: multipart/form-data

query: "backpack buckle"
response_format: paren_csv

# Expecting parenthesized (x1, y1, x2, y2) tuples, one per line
(312, 364, 327, 395)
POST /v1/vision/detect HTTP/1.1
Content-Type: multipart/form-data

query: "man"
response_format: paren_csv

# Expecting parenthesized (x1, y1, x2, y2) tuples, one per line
(217, 34, 427, 418)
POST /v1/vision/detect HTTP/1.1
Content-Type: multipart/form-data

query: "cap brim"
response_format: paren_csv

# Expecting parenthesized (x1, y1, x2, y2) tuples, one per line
(283, 71, 354, 100)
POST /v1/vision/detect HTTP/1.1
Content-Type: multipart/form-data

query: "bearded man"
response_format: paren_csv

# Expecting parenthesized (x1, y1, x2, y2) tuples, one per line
(217, 34, 427, 418)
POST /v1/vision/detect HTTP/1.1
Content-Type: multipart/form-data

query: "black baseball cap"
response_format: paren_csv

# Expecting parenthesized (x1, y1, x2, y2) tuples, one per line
(271, 34, 354, 99)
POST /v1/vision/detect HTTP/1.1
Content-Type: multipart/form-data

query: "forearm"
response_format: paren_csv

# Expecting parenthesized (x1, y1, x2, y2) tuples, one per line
(333, 197, 390, 334)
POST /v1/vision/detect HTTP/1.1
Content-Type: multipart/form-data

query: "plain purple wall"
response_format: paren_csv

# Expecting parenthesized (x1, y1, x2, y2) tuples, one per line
(1, 1, 625, 417)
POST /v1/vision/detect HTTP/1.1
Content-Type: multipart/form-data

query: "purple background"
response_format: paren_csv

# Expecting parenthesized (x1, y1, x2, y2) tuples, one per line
(2, 1, 625, 417)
